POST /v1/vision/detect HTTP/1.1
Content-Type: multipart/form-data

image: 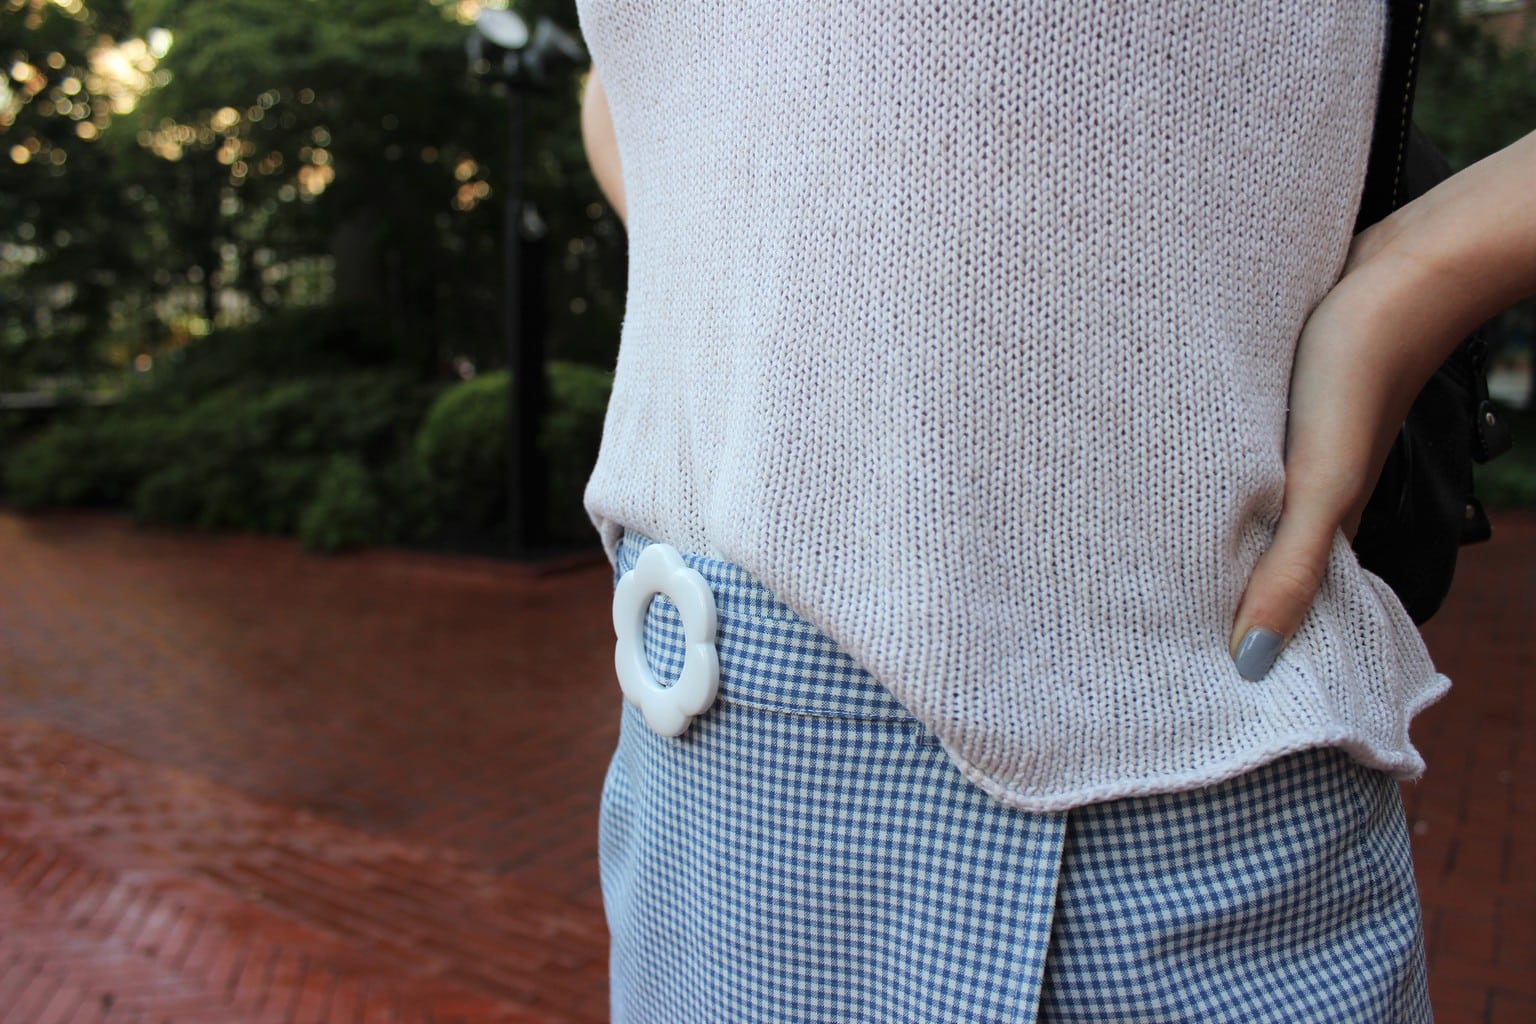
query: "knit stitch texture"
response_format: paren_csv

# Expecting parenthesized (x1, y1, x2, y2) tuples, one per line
(577, 0, 1452, 810)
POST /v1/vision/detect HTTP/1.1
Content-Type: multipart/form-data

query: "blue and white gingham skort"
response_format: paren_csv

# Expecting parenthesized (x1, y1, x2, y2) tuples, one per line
(601, 533, 1431, 1023)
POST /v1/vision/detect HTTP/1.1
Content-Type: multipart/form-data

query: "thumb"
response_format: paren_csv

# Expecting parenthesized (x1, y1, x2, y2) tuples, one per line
(1229, 489, 1343, 681)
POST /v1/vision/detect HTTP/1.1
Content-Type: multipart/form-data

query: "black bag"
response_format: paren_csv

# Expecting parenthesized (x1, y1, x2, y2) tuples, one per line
(1349, 0, 1512, 624)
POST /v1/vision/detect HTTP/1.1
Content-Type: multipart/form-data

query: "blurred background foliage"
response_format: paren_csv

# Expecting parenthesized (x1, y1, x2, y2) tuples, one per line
(1, 0, 621, 550)
(1416, 1, 1536, 505)
(0, 0, 1533, 549)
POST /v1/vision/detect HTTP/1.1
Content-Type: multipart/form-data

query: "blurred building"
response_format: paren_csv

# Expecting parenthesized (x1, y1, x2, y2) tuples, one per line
(1462, 0, 1531, 43)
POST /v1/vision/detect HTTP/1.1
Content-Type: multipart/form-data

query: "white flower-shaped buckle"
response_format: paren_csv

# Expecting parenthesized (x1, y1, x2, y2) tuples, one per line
(613, 543, 720, 737)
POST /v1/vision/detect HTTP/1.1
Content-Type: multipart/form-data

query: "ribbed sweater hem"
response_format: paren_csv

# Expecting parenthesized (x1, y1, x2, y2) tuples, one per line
(944, 671, 1452, 813)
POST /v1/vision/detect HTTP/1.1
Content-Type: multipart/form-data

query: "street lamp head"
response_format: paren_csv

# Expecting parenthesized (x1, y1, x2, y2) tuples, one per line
(477, 10, 530, 50)
(466, 10, 529, 79)
(466, 11, 586, 87)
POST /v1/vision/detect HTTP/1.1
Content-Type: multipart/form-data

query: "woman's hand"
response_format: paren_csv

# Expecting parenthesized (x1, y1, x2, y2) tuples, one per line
(1231, 130, 1536, 680)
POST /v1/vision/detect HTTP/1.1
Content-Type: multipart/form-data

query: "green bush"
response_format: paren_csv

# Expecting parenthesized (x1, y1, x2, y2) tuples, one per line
(374, 450, 442, 546)
(4, 414, 158, 511)
(7, 367, 437, 537)
(0, 408, 45, 497)
(414, 369, 511, 534)
(543, 361, 614, 539)
(413, 362, 613, 542)
(5, 316, 614, 552)
(259, 456, 336, 532)
(300, 455, 383, 553)
(131, 462, 213, 527)
(132, 304, 419, 409)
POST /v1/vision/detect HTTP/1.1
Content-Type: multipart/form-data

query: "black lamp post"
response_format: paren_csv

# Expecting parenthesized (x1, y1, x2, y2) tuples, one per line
(466, 10, 586, 557)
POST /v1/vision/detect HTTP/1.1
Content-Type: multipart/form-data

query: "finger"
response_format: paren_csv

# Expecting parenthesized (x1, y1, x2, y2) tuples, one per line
(1229, 484, 1345, 681)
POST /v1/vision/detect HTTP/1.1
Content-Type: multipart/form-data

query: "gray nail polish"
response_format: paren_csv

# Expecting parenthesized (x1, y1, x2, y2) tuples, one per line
(1235, 628, 1283, 681)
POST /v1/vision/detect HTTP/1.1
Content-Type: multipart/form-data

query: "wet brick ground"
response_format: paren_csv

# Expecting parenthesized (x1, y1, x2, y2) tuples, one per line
(0, 507, 1531, 1023)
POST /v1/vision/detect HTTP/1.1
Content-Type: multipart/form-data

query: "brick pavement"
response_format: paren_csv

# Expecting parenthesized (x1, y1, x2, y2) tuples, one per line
(1410, 510, 1536, 1024)
(0, 506, 1532, 1022)
(0, 511, 618, 901)
(0, 719, 605, 1023)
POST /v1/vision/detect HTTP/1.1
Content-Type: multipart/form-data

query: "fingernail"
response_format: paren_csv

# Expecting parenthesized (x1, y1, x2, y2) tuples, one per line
(1234, 628, 1283, 681)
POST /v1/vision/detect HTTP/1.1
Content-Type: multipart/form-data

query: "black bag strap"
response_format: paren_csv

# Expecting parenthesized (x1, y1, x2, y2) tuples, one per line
(1355, 0, 1431, 232)
(1355, 0, 1513, 470)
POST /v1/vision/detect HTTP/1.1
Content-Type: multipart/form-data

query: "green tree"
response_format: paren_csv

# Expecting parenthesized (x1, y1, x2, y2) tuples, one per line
(125, 0, 621, 372)
(0, 0, 157, 390)
(1416, 3, 1536, 407)
(1416, 2, 1536, 169)
(2, 0, 626, 394)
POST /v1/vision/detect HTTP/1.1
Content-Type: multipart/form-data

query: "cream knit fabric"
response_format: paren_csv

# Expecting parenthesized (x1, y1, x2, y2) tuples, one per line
(577, 0, 1451, 811)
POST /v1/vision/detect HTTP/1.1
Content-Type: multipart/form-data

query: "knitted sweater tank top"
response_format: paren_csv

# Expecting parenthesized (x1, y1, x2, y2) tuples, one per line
(577, 0, 1451, 810)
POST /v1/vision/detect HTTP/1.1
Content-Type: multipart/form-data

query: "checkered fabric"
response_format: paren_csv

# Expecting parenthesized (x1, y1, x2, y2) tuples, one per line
(601, 533, 1430, 1024)
(1040, 749, 1430, 1022)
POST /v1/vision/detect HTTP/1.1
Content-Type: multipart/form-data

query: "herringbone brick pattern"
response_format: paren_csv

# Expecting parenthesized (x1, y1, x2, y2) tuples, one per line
(1, 834, 509, 1024)
(0, 719, 604, 1023)
(0, 510, 617, 899)
(1412, 512, 1536, 1024)
(0, 507, 1533, 1022)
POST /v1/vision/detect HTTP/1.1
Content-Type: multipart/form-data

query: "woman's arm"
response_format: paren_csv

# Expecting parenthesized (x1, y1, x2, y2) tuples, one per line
(581, 65, 627, 225)
(1231, 129, 1536, 680)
